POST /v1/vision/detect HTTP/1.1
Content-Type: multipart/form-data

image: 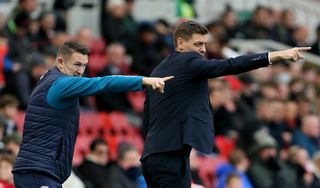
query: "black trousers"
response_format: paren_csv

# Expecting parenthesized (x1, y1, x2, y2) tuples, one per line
(141, 147, 192, 188)
(14, 171, 62, 188)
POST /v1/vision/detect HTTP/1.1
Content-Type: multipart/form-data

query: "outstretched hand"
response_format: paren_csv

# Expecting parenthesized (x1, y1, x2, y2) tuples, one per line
(142, 76, 174, 93)
(270, 47, 311, 63)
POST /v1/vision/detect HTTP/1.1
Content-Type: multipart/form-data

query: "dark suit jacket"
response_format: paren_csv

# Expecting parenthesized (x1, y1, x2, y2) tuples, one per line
(141, 51, 269, 159)
(310, 42, 320, 55)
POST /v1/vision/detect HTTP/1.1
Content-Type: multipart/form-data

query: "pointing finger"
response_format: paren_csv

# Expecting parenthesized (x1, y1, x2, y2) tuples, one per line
(295, 47, 311, 51)
(162, 76, 174, 82)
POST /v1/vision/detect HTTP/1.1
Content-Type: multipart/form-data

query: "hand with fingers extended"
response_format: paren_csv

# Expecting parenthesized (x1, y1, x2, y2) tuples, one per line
(269, 47, 311, 63)
(142, 76, 174, 93)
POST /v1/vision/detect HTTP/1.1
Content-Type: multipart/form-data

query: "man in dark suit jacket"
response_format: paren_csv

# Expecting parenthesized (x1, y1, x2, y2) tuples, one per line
(140, 20, 310, 188)
(310, 24, 320, 55)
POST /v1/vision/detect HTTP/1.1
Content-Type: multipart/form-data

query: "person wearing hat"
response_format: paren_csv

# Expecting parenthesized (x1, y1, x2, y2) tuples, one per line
(247, 131, 283, 188)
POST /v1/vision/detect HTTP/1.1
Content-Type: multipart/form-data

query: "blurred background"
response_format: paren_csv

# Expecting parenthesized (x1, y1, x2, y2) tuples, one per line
(1, 0, 320, 187)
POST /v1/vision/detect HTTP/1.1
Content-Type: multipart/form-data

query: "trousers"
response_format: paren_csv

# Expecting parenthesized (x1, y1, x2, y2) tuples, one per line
(141, 147, 192, 188)
(13, 171, 62, 188)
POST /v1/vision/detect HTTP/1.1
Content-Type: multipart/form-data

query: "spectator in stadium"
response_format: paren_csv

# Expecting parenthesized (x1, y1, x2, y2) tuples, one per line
(266, 99, 291, 148)
(312, 151, 320, 186)
(225, 173, 243, 188)
(0, 153, 15, 188)
(289, 25, 310, 47)
(6, 0, 38, 36)
(106, 143, 144, 188)
(95, 43, 142, 125)
(274, 9, 297, 45)
(0, 94, 19, 137)
(3, 133, 22, 156)
(238, 98, 273, 150)
(74, 27, 94, 49)
(209, 82, 237, 136)
(32, 11, 56, 52)
(283, 100, 299, 130)
(216, 148, 252, 188)
(5, 12, 34, 109)
(53, 0, 75, 31)
(154, 18, 175, 52)
(242, 6, 276, 39)
(124, 0, 138, 40)
(141, 20, 310, 188)
(283, 145, 315, 188)
(220, 5, 242, 39)
(131, 22, 166, 76)
(247, 131, 283, 188)
(11, 40, 173, 188)
(0, 13, 8, 90)
(95, 43, 133, 113)
(100, 0, 137, 56)
(77, 138, 109, 188)
(292, 114, 320, 157)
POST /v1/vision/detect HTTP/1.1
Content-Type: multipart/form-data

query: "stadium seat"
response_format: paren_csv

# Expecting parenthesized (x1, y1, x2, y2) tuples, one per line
(88, 54, 108, 77)
(108, 111, 134, 135)
(214, 135, 236, 158)
(87, 38, 108, 77)
(73, 135, 95, 165)
(127, 91, 146, 113)
(89, 38, 107, 54)
(79, 111, 104, 136)
(14, 111, 25, 134)
(197, 155, 227, 188)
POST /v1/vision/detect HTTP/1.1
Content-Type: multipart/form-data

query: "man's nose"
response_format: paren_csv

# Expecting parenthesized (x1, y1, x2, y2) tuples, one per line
(200, 45, 206, 53)
(77, 66, 86, 75)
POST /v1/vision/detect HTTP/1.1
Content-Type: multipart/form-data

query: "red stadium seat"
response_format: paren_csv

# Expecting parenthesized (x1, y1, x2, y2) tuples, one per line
(79, 111, 104, 136)
(108, 111, 134, 135)
(197, 155, 227, 188)
(214, 135, 236, 158)
(88, 55, 108, 77)
(89, 38, 107, 54)
(127, 91, 146, 113)
(73, 135, 95, 166)
(13, 111, 25, 134)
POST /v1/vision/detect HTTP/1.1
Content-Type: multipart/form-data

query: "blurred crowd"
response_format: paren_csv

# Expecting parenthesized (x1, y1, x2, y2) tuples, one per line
(0, 0, 319, 187)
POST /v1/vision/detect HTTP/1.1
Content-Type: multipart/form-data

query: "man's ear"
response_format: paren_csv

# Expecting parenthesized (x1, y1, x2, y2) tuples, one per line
(57, 57, 63, 69)
(177, 37, 184, 51)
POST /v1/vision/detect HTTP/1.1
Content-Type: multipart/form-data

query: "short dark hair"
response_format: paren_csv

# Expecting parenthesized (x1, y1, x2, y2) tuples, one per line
(0, 153, 16, 165)
(173, 20, 208, 48)
(0, 94, 19, 108)
(57, 41, 90, 60)
(89, 138, 107, 152)
(118, 142, 137, 161)
(229, 149, 246, 166)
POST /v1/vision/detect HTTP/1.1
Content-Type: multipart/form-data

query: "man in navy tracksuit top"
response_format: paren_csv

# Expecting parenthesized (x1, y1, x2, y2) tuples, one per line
(12, 41, 173, 188)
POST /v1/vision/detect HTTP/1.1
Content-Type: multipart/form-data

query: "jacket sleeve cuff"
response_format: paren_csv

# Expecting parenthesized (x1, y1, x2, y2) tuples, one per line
(268, 53, 272, 65)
